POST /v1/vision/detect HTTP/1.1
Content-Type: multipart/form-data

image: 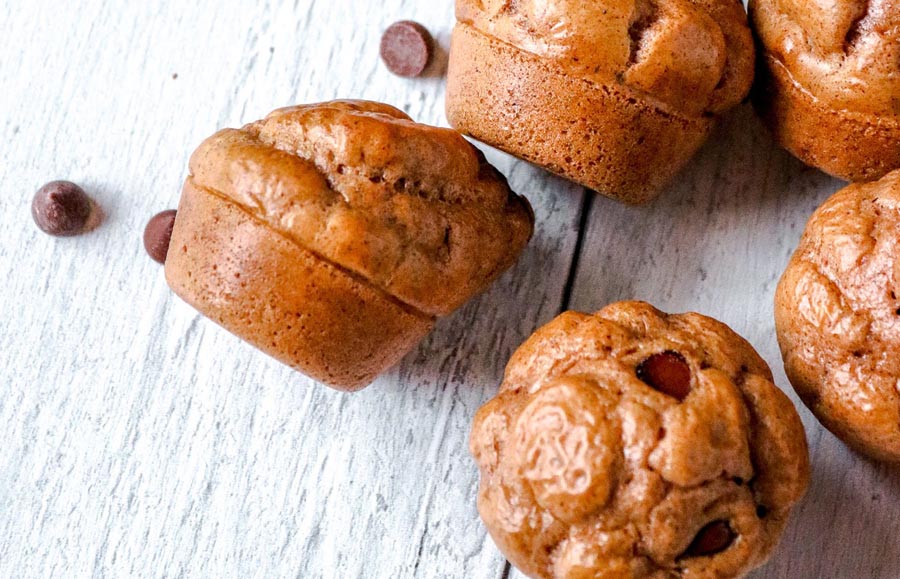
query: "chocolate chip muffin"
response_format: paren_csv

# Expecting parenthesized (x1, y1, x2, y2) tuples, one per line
(750, 0, 900, 181)
(166, 100, 534, 391)
(446, 0, 755, 204)
(775, 170, 900, 461)
(471, 301, 809, 579)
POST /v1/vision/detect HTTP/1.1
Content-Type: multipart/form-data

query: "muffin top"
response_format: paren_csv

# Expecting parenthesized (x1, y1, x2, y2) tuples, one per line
(775, 170, 900, 460)
(457, 0, 755, 116)
(751, 0, 900, 117)
(187, 100, 534, 317)
(471, 301, 809, 579)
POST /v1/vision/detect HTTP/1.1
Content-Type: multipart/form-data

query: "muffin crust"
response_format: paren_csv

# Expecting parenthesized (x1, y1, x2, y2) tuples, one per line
(775, 170, 900, 460)
(750, 0, 900, 181)
(447, 0, 755, 204)
(166, 100, 533, 390)
(472, 301, 809, 578)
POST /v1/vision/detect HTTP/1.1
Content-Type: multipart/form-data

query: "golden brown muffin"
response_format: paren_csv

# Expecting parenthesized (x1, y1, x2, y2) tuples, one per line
(166, 100, 534, 391)
(750, 0, 900, 182)
(775, 170, 900, 460)
(446, 0, 755, 204)
(471, 301, 809, 579)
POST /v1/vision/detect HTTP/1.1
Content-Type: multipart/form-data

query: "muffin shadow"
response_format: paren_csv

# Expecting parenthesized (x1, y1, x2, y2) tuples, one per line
(568, 102, 845, 317)
(394, 217, 580, 396)
(421, 30, 449, 79)
(751, 445, 900, 578)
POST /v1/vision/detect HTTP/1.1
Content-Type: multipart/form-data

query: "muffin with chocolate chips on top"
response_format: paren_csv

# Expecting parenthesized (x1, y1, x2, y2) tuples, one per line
(471, 301, 809, 579)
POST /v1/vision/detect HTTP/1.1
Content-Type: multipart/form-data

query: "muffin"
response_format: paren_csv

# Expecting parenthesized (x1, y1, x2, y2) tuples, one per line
(165, 100, 534, 391)
(775, 170, 900, 461)
(446, 0, 755, 204)
(750, 0, 900, 181)
(471, 301, 809, 579)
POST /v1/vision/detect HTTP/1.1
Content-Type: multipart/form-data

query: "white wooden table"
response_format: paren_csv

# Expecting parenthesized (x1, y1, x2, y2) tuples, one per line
(2, 1, 898, 577)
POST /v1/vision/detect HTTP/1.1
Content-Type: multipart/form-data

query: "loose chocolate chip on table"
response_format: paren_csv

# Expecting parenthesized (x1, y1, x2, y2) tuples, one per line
(380, 21, 434, 77)
(636, 351, 692, 401)
(144, 209, 177, 264)
(683, 520, 736, 558)
(31, 181, 95, 237)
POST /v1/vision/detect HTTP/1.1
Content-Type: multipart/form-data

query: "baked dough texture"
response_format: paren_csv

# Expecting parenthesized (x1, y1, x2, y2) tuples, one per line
(165, 100, 534, 391)
(446, 0, 755, 204)
(775, 170, 900, 460)
(750, 0, 900, 181)
(471, 301, 809, 579)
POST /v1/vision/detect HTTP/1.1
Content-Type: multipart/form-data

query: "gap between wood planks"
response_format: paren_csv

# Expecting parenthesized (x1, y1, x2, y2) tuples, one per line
(560, 190, 595, 311)
(497, 187, 593, 579)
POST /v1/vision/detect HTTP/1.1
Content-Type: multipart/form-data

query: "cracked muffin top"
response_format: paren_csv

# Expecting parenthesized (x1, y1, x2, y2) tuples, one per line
(456, 0, 755, 116)
(187, 100, 534, 317)
(471, 301, 809, 579)
(775, 170, 900, 461)
(751, 0, 900, 117)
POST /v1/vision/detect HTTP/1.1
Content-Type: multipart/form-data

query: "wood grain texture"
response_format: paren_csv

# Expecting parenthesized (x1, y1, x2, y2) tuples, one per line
(511, 106, 900, 579)
(0, 1, 582, 577)
(1, 1, 898, 579)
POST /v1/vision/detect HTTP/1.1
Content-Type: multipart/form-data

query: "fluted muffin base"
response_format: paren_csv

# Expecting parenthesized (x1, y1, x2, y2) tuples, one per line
(753, 56, 900, 183)
(165, 179, 434, 391)
(446, 23, 715, 205)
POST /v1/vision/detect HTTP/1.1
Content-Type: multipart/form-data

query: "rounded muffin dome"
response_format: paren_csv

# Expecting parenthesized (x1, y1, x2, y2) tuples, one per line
(458, 0, 754, 116)
(471, 302, 809, 579)
(188, 100, 534, 316)
(752, 0, 899, 117)
(447, 0, 755, 204)
(166, 100, 533, 390)
(750, 0, 900, 180)
(776, 170, 900, 461)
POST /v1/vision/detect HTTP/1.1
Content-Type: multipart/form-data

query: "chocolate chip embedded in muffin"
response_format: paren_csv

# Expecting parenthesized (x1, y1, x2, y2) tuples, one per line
(32, 181, 98, 237)
(380, 21, 434, 77)
(471, 301, 809, 579)
(682, 520, 736, 558)
(165, 100, 533, 391)
(637, 350, 692, 401)
(144, 210, 177, 264)
(775, 169, 900, 461)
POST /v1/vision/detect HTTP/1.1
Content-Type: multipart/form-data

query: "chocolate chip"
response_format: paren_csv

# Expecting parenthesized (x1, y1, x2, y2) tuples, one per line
(380, 21, 434, 77)
(32, 181, 94, 237)
(144, 209, 177, 264)
(682, 521, 735, 558)
(636, 351, 692, 401)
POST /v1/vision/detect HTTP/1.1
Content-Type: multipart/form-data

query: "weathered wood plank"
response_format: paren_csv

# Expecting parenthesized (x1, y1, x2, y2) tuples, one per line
(0, 1, 584, 578)
(530, 105, 900, 579)
(4, 0, 899, 578)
